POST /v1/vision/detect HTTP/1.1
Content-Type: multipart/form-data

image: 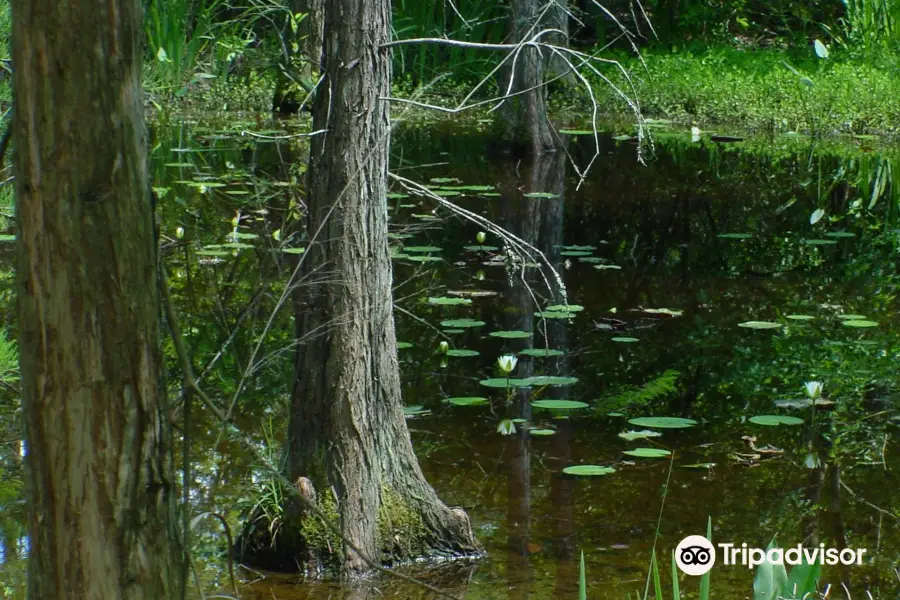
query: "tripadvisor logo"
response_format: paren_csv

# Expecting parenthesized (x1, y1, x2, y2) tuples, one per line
(674, 536, 867, 576)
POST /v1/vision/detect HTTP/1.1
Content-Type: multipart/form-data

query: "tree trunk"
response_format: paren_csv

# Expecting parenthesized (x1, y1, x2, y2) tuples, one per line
(501, 0, 558, 155)
(286, 0, 479, 572)
(11, 1, 183, 598)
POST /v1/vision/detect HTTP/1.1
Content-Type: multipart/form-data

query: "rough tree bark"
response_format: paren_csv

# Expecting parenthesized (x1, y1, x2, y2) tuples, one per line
(286, 0, 480, 573)
(11, 1, 183, 598)
(501, 0, 559, 155)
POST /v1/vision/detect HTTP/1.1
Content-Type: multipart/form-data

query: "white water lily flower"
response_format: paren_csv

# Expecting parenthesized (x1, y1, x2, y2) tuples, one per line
(497, 354, 518, 374)
(691, 126, 701, 142)
(476, 231, 487, 244)
(804, 381, 824, 399)
(497, 419, 516, 436)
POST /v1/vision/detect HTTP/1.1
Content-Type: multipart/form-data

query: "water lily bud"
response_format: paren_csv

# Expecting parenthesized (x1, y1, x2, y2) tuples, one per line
(476, 231, 487, 244)
(497, 354, 518, 374)
(175, 226, 185, 239)
(439, 341, 449, 354)
(497, 419, 516, 436)
(804, 381, 823, 399)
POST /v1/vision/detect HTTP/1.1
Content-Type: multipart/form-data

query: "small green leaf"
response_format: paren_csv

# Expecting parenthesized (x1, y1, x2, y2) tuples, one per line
(489, 330, 532, 339)
(563, 465, 615, 476)
(622, 448, 671, 458)
(446, 349, 479, 357)
(441, 319, 485, 328)
(519, 348, 565, 357)
(447, 397, 488, 406)
(529, 428, 556, 436)
(749, 415, 804, 426)
(611, 337, 639, 343)
(628, 416, 698, 429)
(842, 319, 877, 328)
(738, 321, 782, 330)
(531, 399, 589, 410)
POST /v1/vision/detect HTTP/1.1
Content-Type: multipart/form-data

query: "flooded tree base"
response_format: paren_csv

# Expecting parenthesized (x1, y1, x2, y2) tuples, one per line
(236, 477, 476, 575)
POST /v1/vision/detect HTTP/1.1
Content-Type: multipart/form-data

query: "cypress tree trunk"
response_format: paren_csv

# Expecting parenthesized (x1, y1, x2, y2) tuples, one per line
(11, 1, 183, 598)
(287, 0, 480, 572)
(501, 0, 557, 155)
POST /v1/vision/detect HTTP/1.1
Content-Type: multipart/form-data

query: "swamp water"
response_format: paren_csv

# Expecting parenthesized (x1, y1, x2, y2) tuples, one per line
(0, 121, 898, 599)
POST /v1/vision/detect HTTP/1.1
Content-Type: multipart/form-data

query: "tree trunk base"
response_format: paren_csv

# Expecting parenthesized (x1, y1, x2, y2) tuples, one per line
(236, 477, 481, 574)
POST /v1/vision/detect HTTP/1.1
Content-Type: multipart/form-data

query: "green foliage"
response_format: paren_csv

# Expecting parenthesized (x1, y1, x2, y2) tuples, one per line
(145, 0, 225, 95)
(596, 370, 680, 413)
(0, 328, 17, 384)
(581, 45, 900, 135)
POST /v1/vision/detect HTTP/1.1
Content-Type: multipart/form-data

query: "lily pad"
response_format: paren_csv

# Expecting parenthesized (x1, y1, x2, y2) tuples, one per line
(441, 319, 486, 328)
(427, 297, 473, 306)
(628, 417, 698, 429)
(611, 337, 639, 343)
(749, 415, 804, 426)
(786, 314, 815, 321)
(282, 247, 306, 254)
(559, 129, 595, 135)
(545, 304, 584, 313)
(803, 239, 838, 246)
(824, 231, 856, 238)
(447, 397, 489, 406)
(406, 255, 442, 263)
(519, 348, 565, 357)
(446, 349, 480, 357)
(842, 320, 877, 328)
(404, 245, 442, 253)
(718, 233, 752, 239)
(560, 250, 593, 257)
(618, 430, 663, 441)
(529, 429, 556, 436)
(479, 378, 532, 388)
(531, 399, 589, 410)
(562, 465, 615, 476)
(463, 245, 500, 251)
(489, 330, 532, 339)
(738, 321, 782, 330)
(396, 342, 413, 349)
(837, 314, 866, 320)
(623, 448, 671, 458)
(535, 311, 576, 319)
(526, 376, 579, 386)
(561, 245, 596, 251)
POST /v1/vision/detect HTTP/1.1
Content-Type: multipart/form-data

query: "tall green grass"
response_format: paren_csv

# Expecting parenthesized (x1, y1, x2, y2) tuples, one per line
(144, 0, 225, 94)
(838, 0, 900, 50)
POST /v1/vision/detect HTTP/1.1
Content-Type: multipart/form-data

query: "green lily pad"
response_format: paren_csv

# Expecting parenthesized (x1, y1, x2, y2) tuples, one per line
(628, 417, 698, 429)
(842, 320, 877, 328)
(837, 314, 866, 320)
(561, 245, 596, 251)
(463, 245, 500, 251)
(749, 415, 804, 426)
(618, 430, 663, 441)
(489, 330, 532, 339)
(479, 378, 532, 388)
(404, 245, 442, 253)
(529, 429, 556, 436)
(526, 376, 579, 386)
(282, 247, 306, 254)
(718, 233, 752, 239)
(441, 319, 485, 328)
(396, 342, 413, 349)
(824, 232, 856, 238)
(559, 129, 595, 135)
(738, 321, 782, 330)
(405, 255, 442, 263)
(623, 448, 671, 458)
(447, 397, 488, 406)
(519, 348, 565, 357)
(427, 297, 473, 306)
(560, 250, 593, 257)
(563, 465, 615, 476)
(612, 337, 639, 343)
(446, 349, 479, 357)
(803, 239, 838, 245)
(534, 311, 576, 319)
(531, 399, 589, 410)
(578, 257, 605, 263)
(786, 314, 815, 321)
(545, 304, 584, 313)
(442, 329, 464, 334)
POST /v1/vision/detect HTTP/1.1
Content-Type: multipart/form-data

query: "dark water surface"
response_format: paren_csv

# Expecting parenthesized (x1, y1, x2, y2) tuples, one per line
(1, 120, 898, 599)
